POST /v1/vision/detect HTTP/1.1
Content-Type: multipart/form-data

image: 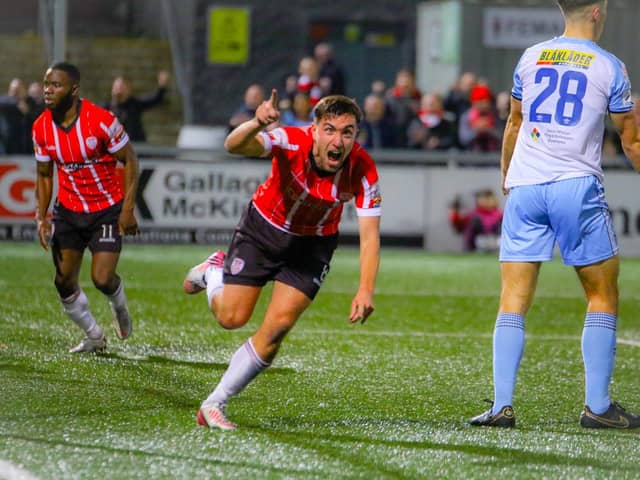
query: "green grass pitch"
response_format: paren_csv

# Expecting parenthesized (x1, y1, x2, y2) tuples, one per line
(1, 241, 639, 479)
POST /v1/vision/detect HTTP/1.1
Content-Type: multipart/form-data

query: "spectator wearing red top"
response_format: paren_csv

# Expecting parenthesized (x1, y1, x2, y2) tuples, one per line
(407, 92, 456, 151)
(458, 84, 501, 152)
(297, 56, 323, 106)
(449, 189, 503, 252)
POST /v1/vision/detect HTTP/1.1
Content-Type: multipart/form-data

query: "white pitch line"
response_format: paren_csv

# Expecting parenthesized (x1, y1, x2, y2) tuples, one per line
(0, 461, 40, 480)
(295, 328, 640, 347)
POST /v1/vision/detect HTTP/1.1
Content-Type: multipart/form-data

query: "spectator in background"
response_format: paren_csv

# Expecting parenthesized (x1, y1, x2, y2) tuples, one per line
(0, 78, 41, 153)
(103, 69, 170, 142)
(407, 92, 456, 151)
(444, 71, 477, 146)
(297, 56, 323, 106)
(314, 42, 346, 96)
(458, 84, 501, 152)
(228, 83, 265, 132)
(495, 90, 511, 136)
(28, 81, 45, 111)
(449, 189, 503, 252)
(280, 91, 313, 127)
(385, 68, 422, 147)
(370, 80, 386, 97)
(278, 74, 299, 112)
(358, 94, 397, 150)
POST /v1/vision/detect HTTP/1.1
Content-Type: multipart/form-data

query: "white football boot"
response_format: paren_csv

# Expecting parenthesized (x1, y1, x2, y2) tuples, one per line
(183, 250, 226, 295)
(69, 334, 107, 353)
(196, 403, 237, 430)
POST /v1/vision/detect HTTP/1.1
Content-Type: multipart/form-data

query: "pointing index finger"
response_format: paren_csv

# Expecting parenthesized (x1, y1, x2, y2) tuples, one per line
(269, 88, 278, 106)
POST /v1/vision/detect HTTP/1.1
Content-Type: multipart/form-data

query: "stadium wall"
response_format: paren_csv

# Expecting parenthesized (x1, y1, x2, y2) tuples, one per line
(3, 154, 640, 255)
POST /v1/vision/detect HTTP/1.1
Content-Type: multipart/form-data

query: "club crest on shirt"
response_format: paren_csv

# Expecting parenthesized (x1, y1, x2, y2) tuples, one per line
(85, 136, 98, 150)
(230, 257, 245, 275)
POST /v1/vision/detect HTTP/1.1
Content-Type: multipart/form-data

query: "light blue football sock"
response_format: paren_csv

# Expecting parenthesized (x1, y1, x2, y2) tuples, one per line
(492, 313, 525, 414)
(582, 312, 617, 415)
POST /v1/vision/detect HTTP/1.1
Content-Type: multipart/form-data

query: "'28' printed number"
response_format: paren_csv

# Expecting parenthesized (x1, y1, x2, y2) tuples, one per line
(529, 68, 587, 127)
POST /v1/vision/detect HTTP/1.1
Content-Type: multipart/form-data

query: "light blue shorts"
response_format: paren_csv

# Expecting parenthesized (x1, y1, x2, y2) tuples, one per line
(500, 175, 618, 266)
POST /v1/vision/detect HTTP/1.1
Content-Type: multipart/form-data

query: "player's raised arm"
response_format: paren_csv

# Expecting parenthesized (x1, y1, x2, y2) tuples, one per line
(224, 88, 280, 158)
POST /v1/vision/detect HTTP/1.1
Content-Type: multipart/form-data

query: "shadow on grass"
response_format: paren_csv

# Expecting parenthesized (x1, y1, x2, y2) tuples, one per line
(246, 418, 638, 477)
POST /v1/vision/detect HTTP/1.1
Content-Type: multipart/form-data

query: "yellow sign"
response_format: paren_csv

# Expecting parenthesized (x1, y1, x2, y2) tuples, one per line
(208, 7, 250, 65)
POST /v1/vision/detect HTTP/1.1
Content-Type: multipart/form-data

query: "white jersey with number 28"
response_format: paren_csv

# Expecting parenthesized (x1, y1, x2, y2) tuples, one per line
(505, 36, 633, 188)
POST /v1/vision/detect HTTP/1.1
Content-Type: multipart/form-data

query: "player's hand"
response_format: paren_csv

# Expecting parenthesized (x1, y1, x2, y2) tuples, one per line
(255, 89, 280, 128)
(349, 289, 374, 324)
(37, 218, 51, 251)
(37, 218, 52, 250)
(118, 209, 139, 236)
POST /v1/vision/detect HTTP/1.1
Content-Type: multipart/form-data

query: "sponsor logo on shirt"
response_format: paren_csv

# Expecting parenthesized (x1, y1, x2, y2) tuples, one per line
(531, 127, 541, 141)
(537, 49, 594, 69)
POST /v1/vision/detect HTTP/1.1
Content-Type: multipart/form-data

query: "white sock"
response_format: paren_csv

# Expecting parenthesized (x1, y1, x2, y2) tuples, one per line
(205, 265, 224, 306)
(62, 289, 102, 338)
(202, 337, 269, 407)
(107, 280, 127, 311)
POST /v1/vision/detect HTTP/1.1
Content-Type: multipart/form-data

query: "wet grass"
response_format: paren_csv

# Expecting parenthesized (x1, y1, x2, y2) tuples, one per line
(1, 241, 639, 479)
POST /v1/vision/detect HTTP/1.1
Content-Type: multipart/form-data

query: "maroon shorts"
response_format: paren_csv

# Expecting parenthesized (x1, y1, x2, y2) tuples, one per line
(223, 203, 339, 300)
(51, 200, 122, 253)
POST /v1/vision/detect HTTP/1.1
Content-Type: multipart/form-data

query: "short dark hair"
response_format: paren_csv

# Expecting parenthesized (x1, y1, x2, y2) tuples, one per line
(49, 62, 81, 83)
(313, 95, 362, 124)
(556, 0, 603, 14)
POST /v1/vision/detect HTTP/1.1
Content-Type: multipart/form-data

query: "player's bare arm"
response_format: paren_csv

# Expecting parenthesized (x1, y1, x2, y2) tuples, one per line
(349, 215, 380, 324)
(114, 143, 140, 236)
(35, 161, 54, 250)
(610, 110, 640, 172)
(224, 89, 280, 158)
(499, 97, 522, 194)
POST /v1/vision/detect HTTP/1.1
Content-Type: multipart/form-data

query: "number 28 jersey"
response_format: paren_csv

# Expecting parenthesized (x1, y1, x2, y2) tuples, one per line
(506, 36, 633, 188)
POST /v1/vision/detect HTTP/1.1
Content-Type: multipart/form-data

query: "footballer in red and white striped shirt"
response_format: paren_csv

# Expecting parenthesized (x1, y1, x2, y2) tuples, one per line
(187, 92, 382, 429)
(34, 62, 139, 354)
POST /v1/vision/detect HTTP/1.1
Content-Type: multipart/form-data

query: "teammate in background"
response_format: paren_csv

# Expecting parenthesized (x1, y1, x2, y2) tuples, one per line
(183, 91, 381, 430)
(469, 0, 640, 429)
(33, 62, 139, 353)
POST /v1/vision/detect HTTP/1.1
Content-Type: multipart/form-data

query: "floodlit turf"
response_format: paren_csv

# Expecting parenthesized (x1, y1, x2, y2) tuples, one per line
(1, 241, 639, 479)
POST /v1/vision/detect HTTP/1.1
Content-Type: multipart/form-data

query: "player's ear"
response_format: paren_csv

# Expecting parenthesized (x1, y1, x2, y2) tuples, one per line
(71, 83, 80, 96)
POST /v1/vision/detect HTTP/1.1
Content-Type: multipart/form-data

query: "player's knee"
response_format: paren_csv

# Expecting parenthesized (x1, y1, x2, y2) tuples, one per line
(54, 275, 76, 299)
(92, 273, 118, 294)
(216, 309, 250, 330)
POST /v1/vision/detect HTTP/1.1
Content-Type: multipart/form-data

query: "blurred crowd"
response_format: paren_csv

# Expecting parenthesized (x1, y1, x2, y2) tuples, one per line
(0, 70, 170, 154)
(1, 41, 635, 156)
(228, 42, 635, 157)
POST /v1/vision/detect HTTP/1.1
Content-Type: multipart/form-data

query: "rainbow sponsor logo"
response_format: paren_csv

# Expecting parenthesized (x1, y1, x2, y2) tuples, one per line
(531, 127, 541, 141)
(537, 49, 594, 69)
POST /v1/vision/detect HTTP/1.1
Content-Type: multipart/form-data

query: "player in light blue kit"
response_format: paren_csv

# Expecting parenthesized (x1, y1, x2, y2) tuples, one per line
(469, 0, 640, 428)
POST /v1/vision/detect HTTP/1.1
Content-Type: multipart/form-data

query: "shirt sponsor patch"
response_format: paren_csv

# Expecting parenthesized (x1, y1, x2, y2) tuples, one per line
(536, 49, 594, 69)
(531, 127, 541, 141)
